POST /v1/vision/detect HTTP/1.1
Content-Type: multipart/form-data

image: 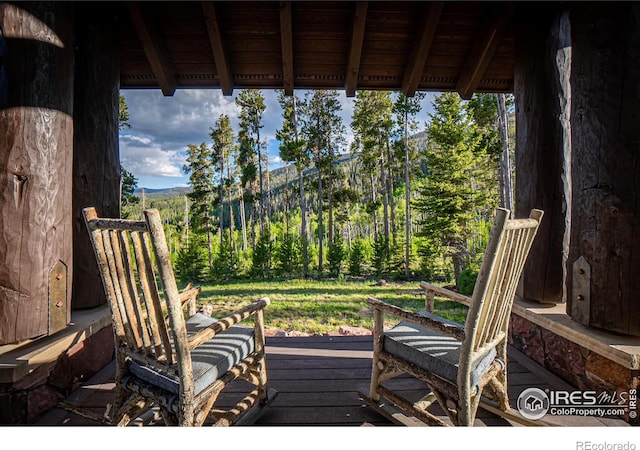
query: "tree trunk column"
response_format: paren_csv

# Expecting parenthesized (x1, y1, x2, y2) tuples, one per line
(513, 5, 571, 304)
(71, 3, 121, 310)
(0, 2, 74, 344)
(568, 4, 640, 336)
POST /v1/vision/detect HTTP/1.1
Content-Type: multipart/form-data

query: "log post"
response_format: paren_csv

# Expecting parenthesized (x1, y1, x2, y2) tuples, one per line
(513, 4, 571, 304)
(568, 3, 640, 336)
(71, 3, 120, 309)
(0, 2, 74, 344)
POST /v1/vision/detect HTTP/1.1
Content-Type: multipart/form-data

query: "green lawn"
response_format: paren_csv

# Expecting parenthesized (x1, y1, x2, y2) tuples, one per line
(194, 278, 468, 335)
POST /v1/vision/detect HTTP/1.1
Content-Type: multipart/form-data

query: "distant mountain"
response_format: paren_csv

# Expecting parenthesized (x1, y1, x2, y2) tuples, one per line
(134, 186, 191, 199)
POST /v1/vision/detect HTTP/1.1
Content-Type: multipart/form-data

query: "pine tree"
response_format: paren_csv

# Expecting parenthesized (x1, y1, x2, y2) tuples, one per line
(211, 230, 236, 282)
(393, 92, 425, 277)
(276, 91, 310, 276)
(183, 142, 216, 268)
(275, 232, 301, 277)
(251, 228, 273, 279)
(301, 90, 345, 274)
(175, 234, 208, 284)
(414, 92, 482, 287)
(209, 114, 235, 250)
(348, 239, 367, 276)
(327, 234, 345, 278)
(351, 91, 394, 253)
(236, 90, 267, 231)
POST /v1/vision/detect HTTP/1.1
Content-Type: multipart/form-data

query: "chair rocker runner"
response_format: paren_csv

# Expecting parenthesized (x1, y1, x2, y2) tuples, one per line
(361, 208, 543, 426)
(83, 207, 276, 426)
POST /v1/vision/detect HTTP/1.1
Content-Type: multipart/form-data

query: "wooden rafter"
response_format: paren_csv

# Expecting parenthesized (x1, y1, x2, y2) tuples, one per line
(345, 1, 368, 97)
(279, 2, 294, 95)
(127, 2, 176, 96)
(401, 2, 443, 97)
(456, 3, 515, 100)
(202, 1, 233, 96)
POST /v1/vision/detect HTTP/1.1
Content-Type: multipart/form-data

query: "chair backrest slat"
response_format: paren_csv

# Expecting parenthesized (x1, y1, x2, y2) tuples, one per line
(136, 231, 174, 363)
(102, 229, 139, 349)
(109, 230, 145, 350)
(463, 208, 543, 360)
(83, 207, 188, 373)
(118, 231, 154, 355)
(130, 231, 166, 358)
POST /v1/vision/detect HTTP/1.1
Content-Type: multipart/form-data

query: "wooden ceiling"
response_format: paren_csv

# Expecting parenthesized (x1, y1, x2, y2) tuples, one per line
(117, 1, 518, 98)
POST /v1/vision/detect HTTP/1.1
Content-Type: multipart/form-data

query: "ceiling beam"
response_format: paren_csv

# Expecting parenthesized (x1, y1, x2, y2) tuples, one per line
(127, 2, 176, 96)
(279, 2, 294, 95)
(345, 1, 368, 97)
(202, 1, 233, 96)
(401, 2, 443, 97)
(456, 3, 514, 100)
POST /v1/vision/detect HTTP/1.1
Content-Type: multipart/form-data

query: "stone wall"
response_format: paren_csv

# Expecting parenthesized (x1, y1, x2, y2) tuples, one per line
(0, 326, 114, 424)
(509, 314, 639, 425)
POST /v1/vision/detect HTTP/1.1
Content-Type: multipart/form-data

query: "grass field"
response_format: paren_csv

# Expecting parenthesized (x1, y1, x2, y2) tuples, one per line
(195, 278, 468, 335)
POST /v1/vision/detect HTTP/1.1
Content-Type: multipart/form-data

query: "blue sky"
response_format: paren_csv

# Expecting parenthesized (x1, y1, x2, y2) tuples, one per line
(120, 89, 437, 190)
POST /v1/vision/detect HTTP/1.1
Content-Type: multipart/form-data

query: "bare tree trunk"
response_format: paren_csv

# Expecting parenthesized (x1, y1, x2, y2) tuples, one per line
(328, 147, 334, 245)
(257, 134, 264, 232)
(404, 112, 411, 278)
(264, 141, 271, 230)
(219, 164, 224, 248)
(370, 173, 378, 240)
(380, 145, 390, 258)
(184, 195, 189, 246)
(284, 162, 290, 234)
(227, 158, 235, 255)
(317, 156, 324, 273)
(386, 139, 397, 249)
(207, 229, 213, 269)
(239, 186, 247, 252)
(292, 96, 309, 276)
(496, 93, 514, 212)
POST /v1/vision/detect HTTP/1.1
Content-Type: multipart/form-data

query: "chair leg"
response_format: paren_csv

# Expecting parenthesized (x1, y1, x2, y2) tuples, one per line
(487, 374, 510, 411)
(113, 394, 153, 426)
(256, 351, 269, 405)
(369, 359, 388, 402)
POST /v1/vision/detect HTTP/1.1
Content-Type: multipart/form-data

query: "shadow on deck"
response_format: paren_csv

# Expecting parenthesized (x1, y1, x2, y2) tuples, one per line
(35, 335, 629, 427)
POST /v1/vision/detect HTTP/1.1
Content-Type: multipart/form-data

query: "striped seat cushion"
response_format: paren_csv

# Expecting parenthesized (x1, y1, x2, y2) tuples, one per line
(129, 313, 255, 396)
(383, 310, 497, 388)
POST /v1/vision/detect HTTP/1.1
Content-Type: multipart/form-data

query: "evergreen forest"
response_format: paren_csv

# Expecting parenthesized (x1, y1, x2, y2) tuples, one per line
(120, 90, 515, 296)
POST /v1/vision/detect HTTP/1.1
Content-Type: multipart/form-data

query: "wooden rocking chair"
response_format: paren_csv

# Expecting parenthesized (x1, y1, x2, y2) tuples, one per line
(83, 207, 276, 426)
(361, 208, 543, 426)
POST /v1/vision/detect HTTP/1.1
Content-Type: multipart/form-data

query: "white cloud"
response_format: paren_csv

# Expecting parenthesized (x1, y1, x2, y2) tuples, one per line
(120, 88, 439, 188)
(120, 140, 184, 178)
(121, 134, 152, 145)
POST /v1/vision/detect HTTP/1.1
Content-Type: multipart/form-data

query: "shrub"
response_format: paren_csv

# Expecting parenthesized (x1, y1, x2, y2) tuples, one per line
(275, 232, 301, 276)
(327, 235, 346, 278)
(211, 231, 237, 282)
(372, 235, 389, 276)
(348, 239, 366, 276)
(251, 228, 273, 278)
(457, 268, 478, 296)
(175, 234, 208, 283)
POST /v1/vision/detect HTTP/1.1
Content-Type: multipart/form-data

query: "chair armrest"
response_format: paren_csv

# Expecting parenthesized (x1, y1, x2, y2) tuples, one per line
(420, 281, 471, 307)
(180, 283, 201, 316)
(368, 297, 465, 341)
(187, 297, 271, 350)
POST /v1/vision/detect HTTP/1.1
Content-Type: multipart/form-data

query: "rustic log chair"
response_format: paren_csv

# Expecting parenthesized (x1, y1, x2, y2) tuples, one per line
(83, 207, 275, 426)
(362, 208, 543, 426)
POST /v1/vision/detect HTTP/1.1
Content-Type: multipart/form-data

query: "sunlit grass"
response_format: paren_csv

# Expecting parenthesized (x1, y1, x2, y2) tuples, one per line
(195, 278, 468, 335)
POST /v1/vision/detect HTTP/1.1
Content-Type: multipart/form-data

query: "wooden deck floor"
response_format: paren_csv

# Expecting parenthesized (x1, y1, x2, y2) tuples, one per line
(35, 335, 628, 427)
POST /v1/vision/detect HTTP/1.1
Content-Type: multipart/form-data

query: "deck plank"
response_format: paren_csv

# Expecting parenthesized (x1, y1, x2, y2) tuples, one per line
(33, 336, 629, 427)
